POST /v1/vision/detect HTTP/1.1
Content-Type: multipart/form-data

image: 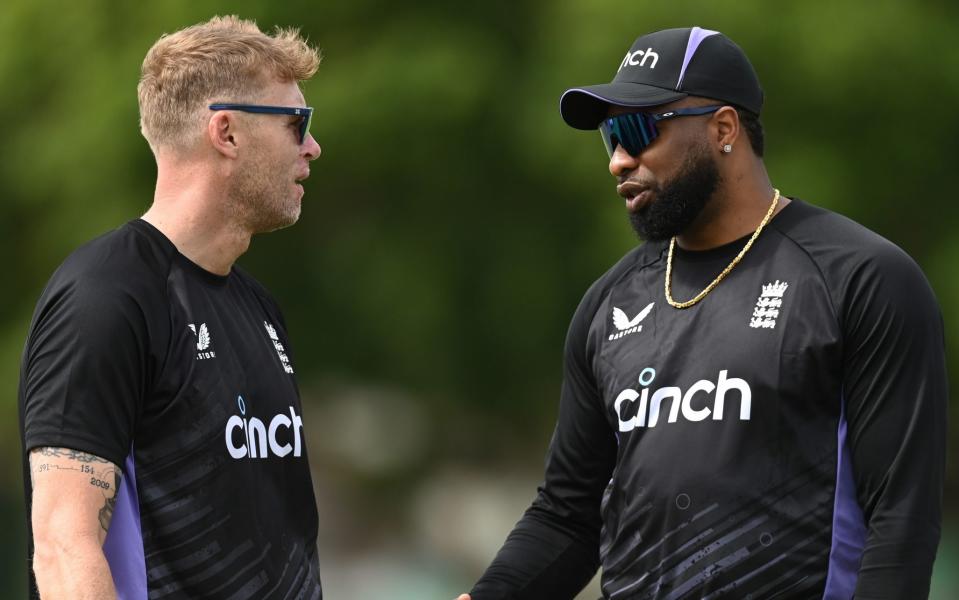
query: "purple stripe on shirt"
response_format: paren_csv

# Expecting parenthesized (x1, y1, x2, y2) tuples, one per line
(822, 396, 867, 599)
(103, 450, 147, 600)
(676, 27, 719, 90)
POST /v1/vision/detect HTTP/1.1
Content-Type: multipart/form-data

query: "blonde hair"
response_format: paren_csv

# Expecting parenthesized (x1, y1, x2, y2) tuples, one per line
(138, 15, 320, 151)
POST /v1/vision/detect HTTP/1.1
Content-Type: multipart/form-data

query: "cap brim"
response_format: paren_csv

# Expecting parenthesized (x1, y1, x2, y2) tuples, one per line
(560, 83, 687, 130)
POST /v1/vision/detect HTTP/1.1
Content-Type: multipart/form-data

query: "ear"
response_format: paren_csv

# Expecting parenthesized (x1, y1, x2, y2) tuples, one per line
(712, 106, 741, 153)
(208, 111, 240, 159)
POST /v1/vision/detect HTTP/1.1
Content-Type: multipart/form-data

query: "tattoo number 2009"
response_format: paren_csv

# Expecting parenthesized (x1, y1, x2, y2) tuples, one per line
(90, 477, 111, 490)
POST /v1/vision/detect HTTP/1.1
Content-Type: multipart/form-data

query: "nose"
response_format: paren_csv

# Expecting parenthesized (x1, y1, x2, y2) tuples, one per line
(302, 133, 321, 161)
(608, 144, 639, 177)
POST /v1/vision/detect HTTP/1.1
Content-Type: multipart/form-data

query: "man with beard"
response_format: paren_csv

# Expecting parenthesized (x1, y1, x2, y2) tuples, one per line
(19, 16, 324, 599)
(459, 27, 946, 599)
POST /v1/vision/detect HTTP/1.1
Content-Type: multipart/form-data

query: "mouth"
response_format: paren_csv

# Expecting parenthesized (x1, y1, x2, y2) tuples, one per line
(293, 170, 309, 196)
(617, 181, 653, 213)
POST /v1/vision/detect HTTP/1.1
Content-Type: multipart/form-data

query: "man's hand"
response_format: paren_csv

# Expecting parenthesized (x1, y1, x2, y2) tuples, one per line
(455, 595, 471, 600)
(30, 447, 121, 600)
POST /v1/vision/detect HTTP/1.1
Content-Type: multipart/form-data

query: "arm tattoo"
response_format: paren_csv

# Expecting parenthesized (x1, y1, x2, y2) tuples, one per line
(30, 447, 123, 533)
(30, 447, 114, 482)
(36, 447, 110, 463)
(98, 468, 121, 533)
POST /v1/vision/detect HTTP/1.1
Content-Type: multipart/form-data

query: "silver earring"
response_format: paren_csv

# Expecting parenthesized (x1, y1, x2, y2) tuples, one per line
(722, 144, 733, 153)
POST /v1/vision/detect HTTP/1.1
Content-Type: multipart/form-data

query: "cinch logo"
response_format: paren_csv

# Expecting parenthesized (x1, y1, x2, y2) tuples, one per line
(618, 47, 659, 72)
(224, 395, 304, 459)
(613, 367, 752, 432)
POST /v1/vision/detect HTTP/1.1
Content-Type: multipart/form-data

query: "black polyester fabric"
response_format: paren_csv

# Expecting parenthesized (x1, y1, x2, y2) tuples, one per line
(471, 199, 947, 600)
(20, 219, 321, 599)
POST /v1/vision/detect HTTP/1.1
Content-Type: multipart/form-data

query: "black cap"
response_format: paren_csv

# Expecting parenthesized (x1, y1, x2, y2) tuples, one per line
(560, 27, 763, 130)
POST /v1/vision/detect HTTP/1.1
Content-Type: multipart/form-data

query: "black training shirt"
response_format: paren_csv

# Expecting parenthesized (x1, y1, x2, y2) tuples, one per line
(19, 219, 322, 599)
(471, 199, 947, 600)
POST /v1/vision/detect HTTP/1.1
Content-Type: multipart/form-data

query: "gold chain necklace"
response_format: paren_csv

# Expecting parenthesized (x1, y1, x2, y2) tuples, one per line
(665, 188, 780, 309)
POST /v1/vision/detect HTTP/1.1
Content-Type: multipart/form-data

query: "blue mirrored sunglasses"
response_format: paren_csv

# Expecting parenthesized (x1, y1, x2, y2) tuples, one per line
(208, 104, 314, 144)
(599, 105, 723, 157)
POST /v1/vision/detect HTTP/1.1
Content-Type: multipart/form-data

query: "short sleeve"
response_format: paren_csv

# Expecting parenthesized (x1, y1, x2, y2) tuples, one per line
(20, 272, 151, 467)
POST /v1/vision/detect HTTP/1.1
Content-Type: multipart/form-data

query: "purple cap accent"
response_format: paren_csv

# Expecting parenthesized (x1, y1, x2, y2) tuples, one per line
(676, 27, 719, 90)
(823, 396, 867, 599)
(103, 451, 147, 599)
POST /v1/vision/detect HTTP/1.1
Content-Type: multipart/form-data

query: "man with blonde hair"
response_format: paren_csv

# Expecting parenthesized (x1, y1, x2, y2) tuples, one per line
(20, 15, 324, 599)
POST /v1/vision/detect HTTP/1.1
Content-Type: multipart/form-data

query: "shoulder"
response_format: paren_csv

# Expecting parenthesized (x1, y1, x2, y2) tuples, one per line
(50, 220, 176, 297)
(770, 198, 939, 319)
(32, 221, 176, 332)
(771, 199, 919, 271)
(771, 199, 929, 286)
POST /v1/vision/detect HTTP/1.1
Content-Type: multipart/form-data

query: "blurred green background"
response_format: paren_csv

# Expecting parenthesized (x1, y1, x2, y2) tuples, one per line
(2, 1, 957, 598)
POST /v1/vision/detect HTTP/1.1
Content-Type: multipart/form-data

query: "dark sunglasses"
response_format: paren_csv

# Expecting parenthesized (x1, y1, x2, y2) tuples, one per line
(599, 105, 723, 158)
(208, 103, 314, 144)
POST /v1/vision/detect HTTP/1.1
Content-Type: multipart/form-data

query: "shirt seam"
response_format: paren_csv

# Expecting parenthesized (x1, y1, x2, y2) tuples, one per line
(591, 244, 666, 382)
(767, 223, 842, 331)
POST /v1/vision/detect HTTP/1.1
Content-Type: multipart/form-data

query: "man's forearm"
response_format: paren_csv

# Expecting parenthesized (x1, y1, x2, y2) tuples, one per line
(33, 536, 117, 600)
(29, 447, 122, 600)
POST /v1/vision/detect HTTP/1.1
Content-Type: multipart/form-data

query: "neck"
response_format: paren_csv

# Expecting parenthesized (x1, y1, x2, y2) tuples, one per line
(142, 157, 251, 276)
(675, 162, 787, 251)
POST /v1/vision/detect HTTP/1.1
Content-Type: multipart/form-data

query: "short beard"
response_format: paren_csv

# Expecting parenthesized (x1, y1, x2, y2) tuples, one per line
(226, 151, 300, 234)
(628, 142, 720, 242)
